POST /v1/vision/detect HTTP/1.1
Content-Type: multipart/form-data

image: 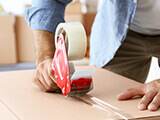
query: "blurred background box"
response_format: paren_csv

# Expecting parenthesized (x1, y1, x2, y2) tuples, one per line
(15, 15, 35, 62)
(65, 1, 82, 14)
(0, 14, 17, 65)
(83, 13, 96, 36)
(65, 0, 97, 58)
(66, 13, 96, 36)
(65, 14, 84, 23)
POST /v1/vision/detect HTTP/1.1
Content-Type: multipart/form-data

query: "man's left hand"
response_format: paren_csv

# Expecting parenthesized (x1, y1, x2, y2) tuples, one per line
(117, 79, 160, 111)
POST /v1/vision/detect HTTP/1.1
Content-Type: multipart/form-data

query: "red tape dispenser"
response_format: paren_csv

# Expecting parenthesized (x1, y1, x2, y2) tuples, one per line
(52, 22, 96, 96)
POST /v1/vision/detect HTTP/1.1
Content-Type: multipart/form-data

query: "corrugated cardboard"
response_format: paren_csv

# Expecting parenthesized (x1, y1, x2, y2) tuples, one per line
(0, 100, 18, 120)
(0, 14, 17, 65)
(15, 16, 35, 62)
(0, 66, 160, 119)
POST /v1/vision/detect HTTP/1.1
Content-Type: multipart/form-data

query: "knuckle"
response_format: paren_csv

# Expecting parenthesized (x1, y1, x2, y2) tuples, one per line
(46, 59, 51, 63)
(156, 94, 160, 98)
(38, 63, 44, 69)
(33, 75, 36, 80)
(46, 85, 52, 91)
(153, 81, 160, 87)
(34, 70, 40, 77)
(33, 78, 38, 83)
(48, 69, 53, 76)
(126, 88, 134, 92)
(33, 76, 39, 83)
(48, 82, 55, 88)
(43, 89, 49, 92)
(145, 93, 152, 99)
(151, 85, 159, 91)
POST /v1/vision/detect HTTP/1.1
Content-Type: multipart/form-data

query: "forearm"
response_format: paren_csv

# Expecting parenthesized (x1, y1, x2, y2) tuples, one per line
(33, 30, 55, 66)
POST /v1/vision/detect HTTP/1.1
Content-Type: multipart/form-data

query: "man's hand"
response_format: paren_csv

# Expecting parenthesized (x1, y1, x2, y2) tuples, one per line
(33, 59, 59, 92)
(117, 79, 160, 111)
(32, 30, 59, 92)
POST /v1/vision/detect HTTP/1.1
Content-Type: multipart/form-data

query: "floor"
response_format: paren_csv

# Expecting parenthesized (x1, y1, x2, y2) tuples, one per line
(0, 57, 159, 83)
(0, 62, 36, 72)
(0, 58, 90, 72)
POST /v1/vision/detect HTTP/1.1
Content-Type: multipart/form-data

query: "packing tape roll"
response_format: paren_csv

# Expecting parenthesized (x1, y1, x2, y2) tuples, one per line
(55, 22, 87, 60)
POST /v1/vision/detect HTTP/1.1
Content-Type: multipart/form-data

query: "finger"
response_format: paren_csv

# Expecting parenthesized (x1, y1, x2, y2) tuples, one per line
(39, 73, 55, 92)
(117, 85, 145, 100)
(138, 90, 157, 110)
(33, 78, 47, 92)
(43, 71, 59, 90)
(148, 93, 160, 111)
(48, 66, 57, 84)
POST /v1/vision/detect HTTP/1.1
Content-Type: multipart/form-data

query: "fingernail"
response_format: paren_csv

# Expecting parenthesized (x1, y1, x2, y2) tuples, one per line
(148, 104, 156, 110)
(138, 104, 146, 110)
(117, 93, 124, 99)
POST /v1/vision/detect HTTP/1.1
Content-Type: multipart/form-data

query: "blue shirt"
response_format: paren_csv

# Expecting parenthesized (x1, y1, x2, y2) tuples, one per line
(25, 0, 138, 67)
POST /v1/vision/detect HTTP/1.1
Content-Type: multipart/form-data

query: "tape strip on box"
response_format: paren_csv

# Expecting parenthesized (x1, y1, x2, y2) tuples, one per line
(73, 95, 135, 120)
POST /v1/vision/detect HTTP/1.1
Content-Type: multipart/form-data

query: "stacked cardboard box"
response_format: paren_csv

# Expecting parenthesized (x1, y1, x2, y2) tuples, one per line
(65, 1, 96, 58)
(83, 13, 96, 58)
(15, 16, 35, 62)
(0, 67, 160, 119)
(0, 14, 35, 65)
(0, 1, 96, 65)
(65, 1, 83, 23)
(0, 14, 17, 65)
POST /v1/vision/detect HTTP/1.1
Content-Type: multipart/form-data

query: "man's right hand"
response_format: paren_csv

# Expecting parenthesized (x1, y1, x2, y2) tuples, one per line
(32, 30, 58, 92)
(33, 59, 59, 92)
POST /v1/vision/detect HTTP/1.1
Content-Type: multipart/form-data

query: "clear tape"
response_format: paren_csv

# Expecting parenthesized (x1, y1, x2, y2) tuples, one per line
(74, 95, 136, 120)
(55, 22, 87, 60)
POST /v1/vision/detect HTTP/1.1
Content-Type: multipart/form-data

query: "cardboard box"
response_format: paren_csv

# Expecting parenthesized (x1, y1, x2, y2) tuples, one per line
(86, 0, 98, 13)
(0, 14, 17, 65)
(85, 36, 90, 58)
(83, 13, 96, 36)
(65, 13, 96, 36)
(65, 14, 84, 23)
(15, 16, 35, 62)
(65, 1, 82, 14)
(0, 100, 17, 120)
(0, 66, 160, 119)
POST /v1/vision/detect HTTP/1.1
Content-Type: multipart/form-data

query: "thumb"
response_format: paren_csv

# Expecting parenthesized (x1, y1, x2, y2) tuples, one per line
(117, 85, 145, 100)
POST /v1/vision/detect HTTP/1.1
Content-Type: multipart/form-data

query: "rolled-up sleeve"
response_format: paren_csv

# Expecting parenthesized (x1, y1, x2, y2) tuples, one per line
(25, 0, 72, 33)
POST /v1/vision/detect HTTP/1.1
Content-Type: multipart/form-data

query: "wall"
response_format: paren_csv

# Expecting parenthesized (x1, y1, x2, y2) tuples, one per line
(0, 0, 31, 15)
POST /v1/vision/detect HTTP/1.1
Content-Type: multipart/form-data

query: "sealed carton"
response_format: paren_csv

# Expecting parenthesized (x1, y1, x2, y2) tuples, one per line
(65, 14, 84, 24)
(0, 66, 160, 119)
(83, 13, 96, 36)
(65, 1, 82, 14)
(0, 14, 17, 65)
(0, 101, 17, 120)
(15, 16, 35, 62)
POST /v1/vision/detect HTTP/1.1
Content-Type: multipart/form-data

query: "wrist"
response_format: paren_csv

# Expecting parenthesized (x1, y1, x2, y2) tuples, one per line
(33, 30, 55, 67)
(36, 55, 53, 67)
